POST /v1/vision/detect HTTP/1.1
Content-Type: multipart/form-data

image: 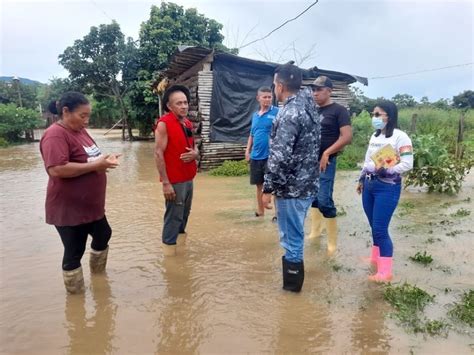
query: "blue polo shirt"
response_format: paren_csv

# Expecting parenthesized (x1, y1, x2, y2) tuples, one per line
(250, 106, 279, 160)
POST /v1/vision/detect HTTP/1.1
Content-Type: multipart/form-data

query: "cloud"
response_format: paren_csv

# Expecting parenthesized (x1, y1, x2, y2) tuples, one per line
(0, 0, 472, 100)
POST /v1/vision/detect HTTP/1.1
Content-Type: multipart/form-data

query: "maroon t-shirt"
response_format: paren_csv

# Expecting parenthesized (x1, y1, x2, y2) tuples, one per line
(40, 123, 107, 226)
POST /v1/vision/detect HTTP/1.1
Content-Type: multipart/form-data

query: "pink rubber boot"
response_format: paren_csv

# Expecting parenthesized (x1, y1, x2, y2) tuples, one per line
(361, 246, 380, 267)
(368, 256, 393, 282)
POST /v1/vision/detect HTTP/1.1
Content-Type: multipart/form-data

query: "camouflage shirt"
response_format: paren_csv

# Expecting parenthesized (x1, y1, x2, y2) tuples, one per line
(263, 87, 321, 198)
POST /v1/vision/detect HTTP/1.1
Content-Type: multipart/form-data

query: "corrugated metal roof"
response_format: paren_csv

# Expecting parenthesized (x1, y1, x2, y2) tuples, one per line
(162, 46, 368, 86)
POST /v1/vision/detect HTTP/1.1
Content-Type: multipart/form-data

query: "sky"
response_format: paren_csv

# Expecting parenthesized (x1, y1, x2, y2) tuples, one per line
(1, 0, 473, 101)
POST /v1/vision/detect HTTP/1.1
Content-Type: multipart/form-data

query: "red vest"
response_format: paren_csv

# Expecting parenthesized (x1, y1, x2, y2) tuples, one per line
(158, 112, 197, 184)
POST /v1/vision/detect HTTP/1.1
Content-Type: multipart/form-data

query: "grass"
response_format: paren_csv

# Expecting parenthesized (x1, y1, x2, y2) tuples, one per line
(448, 290, 474, 327)
(336, 206, 347, 217)
(450, 208, 471, 218)
(423, 319, 450, 336)
(409, 251, 433, 266)
(209, 160, 249, 176)
(384, 283, 435, 334)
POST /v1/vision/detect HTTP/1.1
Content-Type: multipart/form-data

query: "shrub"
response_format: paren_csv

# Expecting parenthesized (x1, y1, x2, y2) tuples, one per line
(209, 160, 249, 176)
(0, 103, 43, 142)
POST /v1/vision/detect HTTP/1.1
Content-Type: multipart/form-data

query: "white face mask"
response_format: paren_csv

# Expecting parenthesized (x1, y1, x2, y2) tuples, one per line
(372, 116, 387, 130)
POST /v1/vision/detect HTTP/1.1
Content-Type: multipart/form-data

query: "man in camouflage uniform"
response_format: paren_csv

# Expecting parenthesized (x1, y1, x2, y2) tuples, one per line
(262, 64, 321, 292)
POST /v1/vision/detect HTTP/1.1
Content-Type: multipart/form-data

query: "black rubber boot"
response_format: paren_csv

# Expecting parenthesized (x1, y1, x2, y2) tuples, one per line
(282, 256, 304, 292)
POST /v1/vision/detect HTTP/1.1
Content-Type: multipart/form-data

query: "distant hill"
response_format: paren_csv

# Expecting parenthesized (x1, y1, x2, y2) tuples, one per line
(0, 76, 43, 86)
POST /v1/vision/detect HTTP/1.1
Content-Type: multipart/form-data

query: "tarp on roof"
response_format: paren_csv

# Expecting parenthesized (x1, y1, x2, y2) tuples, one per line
(209, 54, 275, 143)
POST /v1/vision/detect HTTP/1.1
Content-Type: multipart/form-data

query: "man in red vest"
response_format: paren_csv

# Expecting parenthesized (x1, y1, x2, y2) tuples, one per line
(154, 85, 198, 256)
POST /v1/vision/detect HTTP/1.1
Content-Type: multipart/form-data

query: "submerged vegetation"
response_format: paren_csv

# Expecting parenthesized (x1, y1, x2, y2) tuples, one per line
(448, 290, 474, 327)
(409, 251, 434, 266)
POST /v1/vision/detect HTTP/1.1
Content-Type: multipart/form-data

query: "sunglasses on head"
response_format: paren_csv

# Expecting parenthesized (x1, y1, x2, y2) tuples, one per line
(371, 112, 386, 118)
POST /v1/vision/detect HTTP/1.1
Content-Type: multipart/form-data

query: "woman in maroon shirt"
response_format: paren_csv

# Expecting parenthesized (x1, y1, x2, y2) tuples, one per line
(40, 92, 120, 294)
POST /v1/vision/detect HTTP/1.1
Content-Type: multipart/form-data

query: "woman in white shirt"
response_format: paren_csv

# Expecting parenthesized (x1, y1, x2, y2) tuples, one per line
(356, 100, 413, 282)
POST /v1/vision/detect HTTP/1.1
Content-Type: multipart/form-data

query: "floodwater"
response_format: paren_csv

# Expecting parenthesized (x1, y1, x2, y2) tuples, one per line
(1, 129, 473, 354)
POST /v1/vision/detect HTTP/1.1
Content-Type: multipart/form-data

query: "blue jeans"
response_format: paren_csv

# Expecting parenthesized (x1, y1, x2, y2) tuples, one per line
(362, 177, 401, 257)
(311, 155, 337, 218)
(276, 197, 313, 263)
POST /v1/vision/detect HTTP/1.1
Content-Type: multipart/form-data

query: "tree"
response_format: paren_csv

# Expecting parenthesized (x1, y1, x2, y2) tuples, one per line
(129, 2, 236, 136)
(58, 21, 139, 139)
(37, 77, 81, 110)
(349, 87, 379, 115)
(420, 96, 430, 106)
(0, 81, 40, 110)
(138, 3, 233, 73)
(432, 98, 451, 110)
(391, 93, 417, 108)
(452, 90, 474, 109)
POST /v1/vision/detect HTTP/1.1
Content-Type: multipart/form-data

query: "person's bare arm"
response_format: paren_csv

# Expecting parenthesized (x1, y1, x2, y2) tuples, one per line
(154, 122, 175, 201)
(245, 135, 253, 162)
(320, 125, 353, 172)
(48, 154, 120, 178)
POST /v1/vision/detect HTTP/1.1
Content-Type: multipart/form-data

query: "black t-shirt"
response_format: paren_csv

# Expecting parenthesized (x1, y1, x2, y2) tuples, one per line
(319, 102, 351, 157)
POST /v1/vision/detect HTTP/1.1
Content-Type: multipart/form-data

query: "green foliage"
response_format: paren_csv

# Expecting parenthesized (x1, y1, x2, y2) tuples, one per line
(0, 137, 9, 147)
(337, 110, 372, 170)
(452, 90, 474, 109)
(209, 160, 249, 176)
(392, 93, 417, 108)
(0, 104, 43, 142)
(90, 97, 121, 128)
(0, 81, 40, 110)
(411, 134, 449, 167)
(403, 123, 473, 194)
(405, 156, 472, 194)
(138, 3, 235, 74)
(409, 251, 433, 265)
(423, 320, 450, 336)
(58, 21, 138, 137)
(384, 283, 436, 334)
(36, 77, 80, 109)
(398, 108, 474, 155)
(450, 208, 471, 217)
(448, 290, 474, 327)
(129, 2, 236, 136)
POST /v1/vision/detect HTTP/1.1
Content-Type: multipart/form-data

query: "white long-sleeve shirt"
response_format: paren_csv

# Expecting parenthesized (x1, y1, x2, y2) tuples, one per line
(360, 128, 414, 184)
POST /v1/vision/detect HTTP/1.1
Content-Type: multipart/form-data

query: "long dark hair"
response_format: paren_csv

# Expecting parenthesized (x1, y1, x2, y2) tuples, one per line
(48, 92, 89, 116)
(374, 100, 398, 138)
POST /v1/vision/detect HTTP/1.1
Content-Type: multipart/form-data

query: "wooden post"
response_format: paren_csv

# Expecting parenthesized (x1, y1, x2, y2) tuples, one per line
(455, 112, 465, 159)
(410, 113, 417, 134)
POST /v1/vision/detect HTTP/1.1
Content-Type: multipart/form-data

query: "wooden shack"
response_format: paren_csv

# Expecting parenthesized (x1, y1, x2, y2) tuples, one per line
(160, 46, 367, 170)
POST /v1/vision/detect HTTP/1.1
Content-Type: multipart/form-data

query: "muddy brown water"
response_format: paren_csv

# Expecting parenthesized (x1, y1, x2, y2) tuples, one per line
(1, 129, 473, 354)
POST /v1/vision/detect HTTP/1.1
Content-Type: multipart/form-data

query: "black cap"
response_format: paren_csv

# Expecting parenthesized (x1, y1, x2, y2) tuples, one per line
(310, 76, 333, 89)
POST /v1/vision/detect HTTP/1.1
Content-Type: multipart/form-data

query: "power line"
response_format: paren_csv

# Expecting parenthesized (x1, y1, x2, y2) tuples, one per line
(89, 0, 114, 21)
(369, 62, 473, 80)
(238, 0, 319, 50)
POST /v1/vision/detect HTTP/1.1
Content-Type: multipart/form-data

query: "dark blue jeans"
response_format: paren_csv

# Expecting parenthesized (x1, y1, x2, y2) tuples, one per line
(362, 177, 401, 257)
(311, 155, 337, 218)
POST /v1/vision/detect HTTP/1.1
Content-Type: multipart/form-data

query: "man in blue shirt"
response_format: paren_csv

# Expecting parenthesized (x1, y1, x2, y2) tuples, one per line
(245, 87, 279, 218)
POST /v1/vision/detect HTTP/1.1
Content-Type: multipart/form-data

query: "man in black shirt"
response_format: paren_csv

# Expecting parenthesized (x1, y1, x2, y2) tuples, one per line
(308, 76, 352, 256)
